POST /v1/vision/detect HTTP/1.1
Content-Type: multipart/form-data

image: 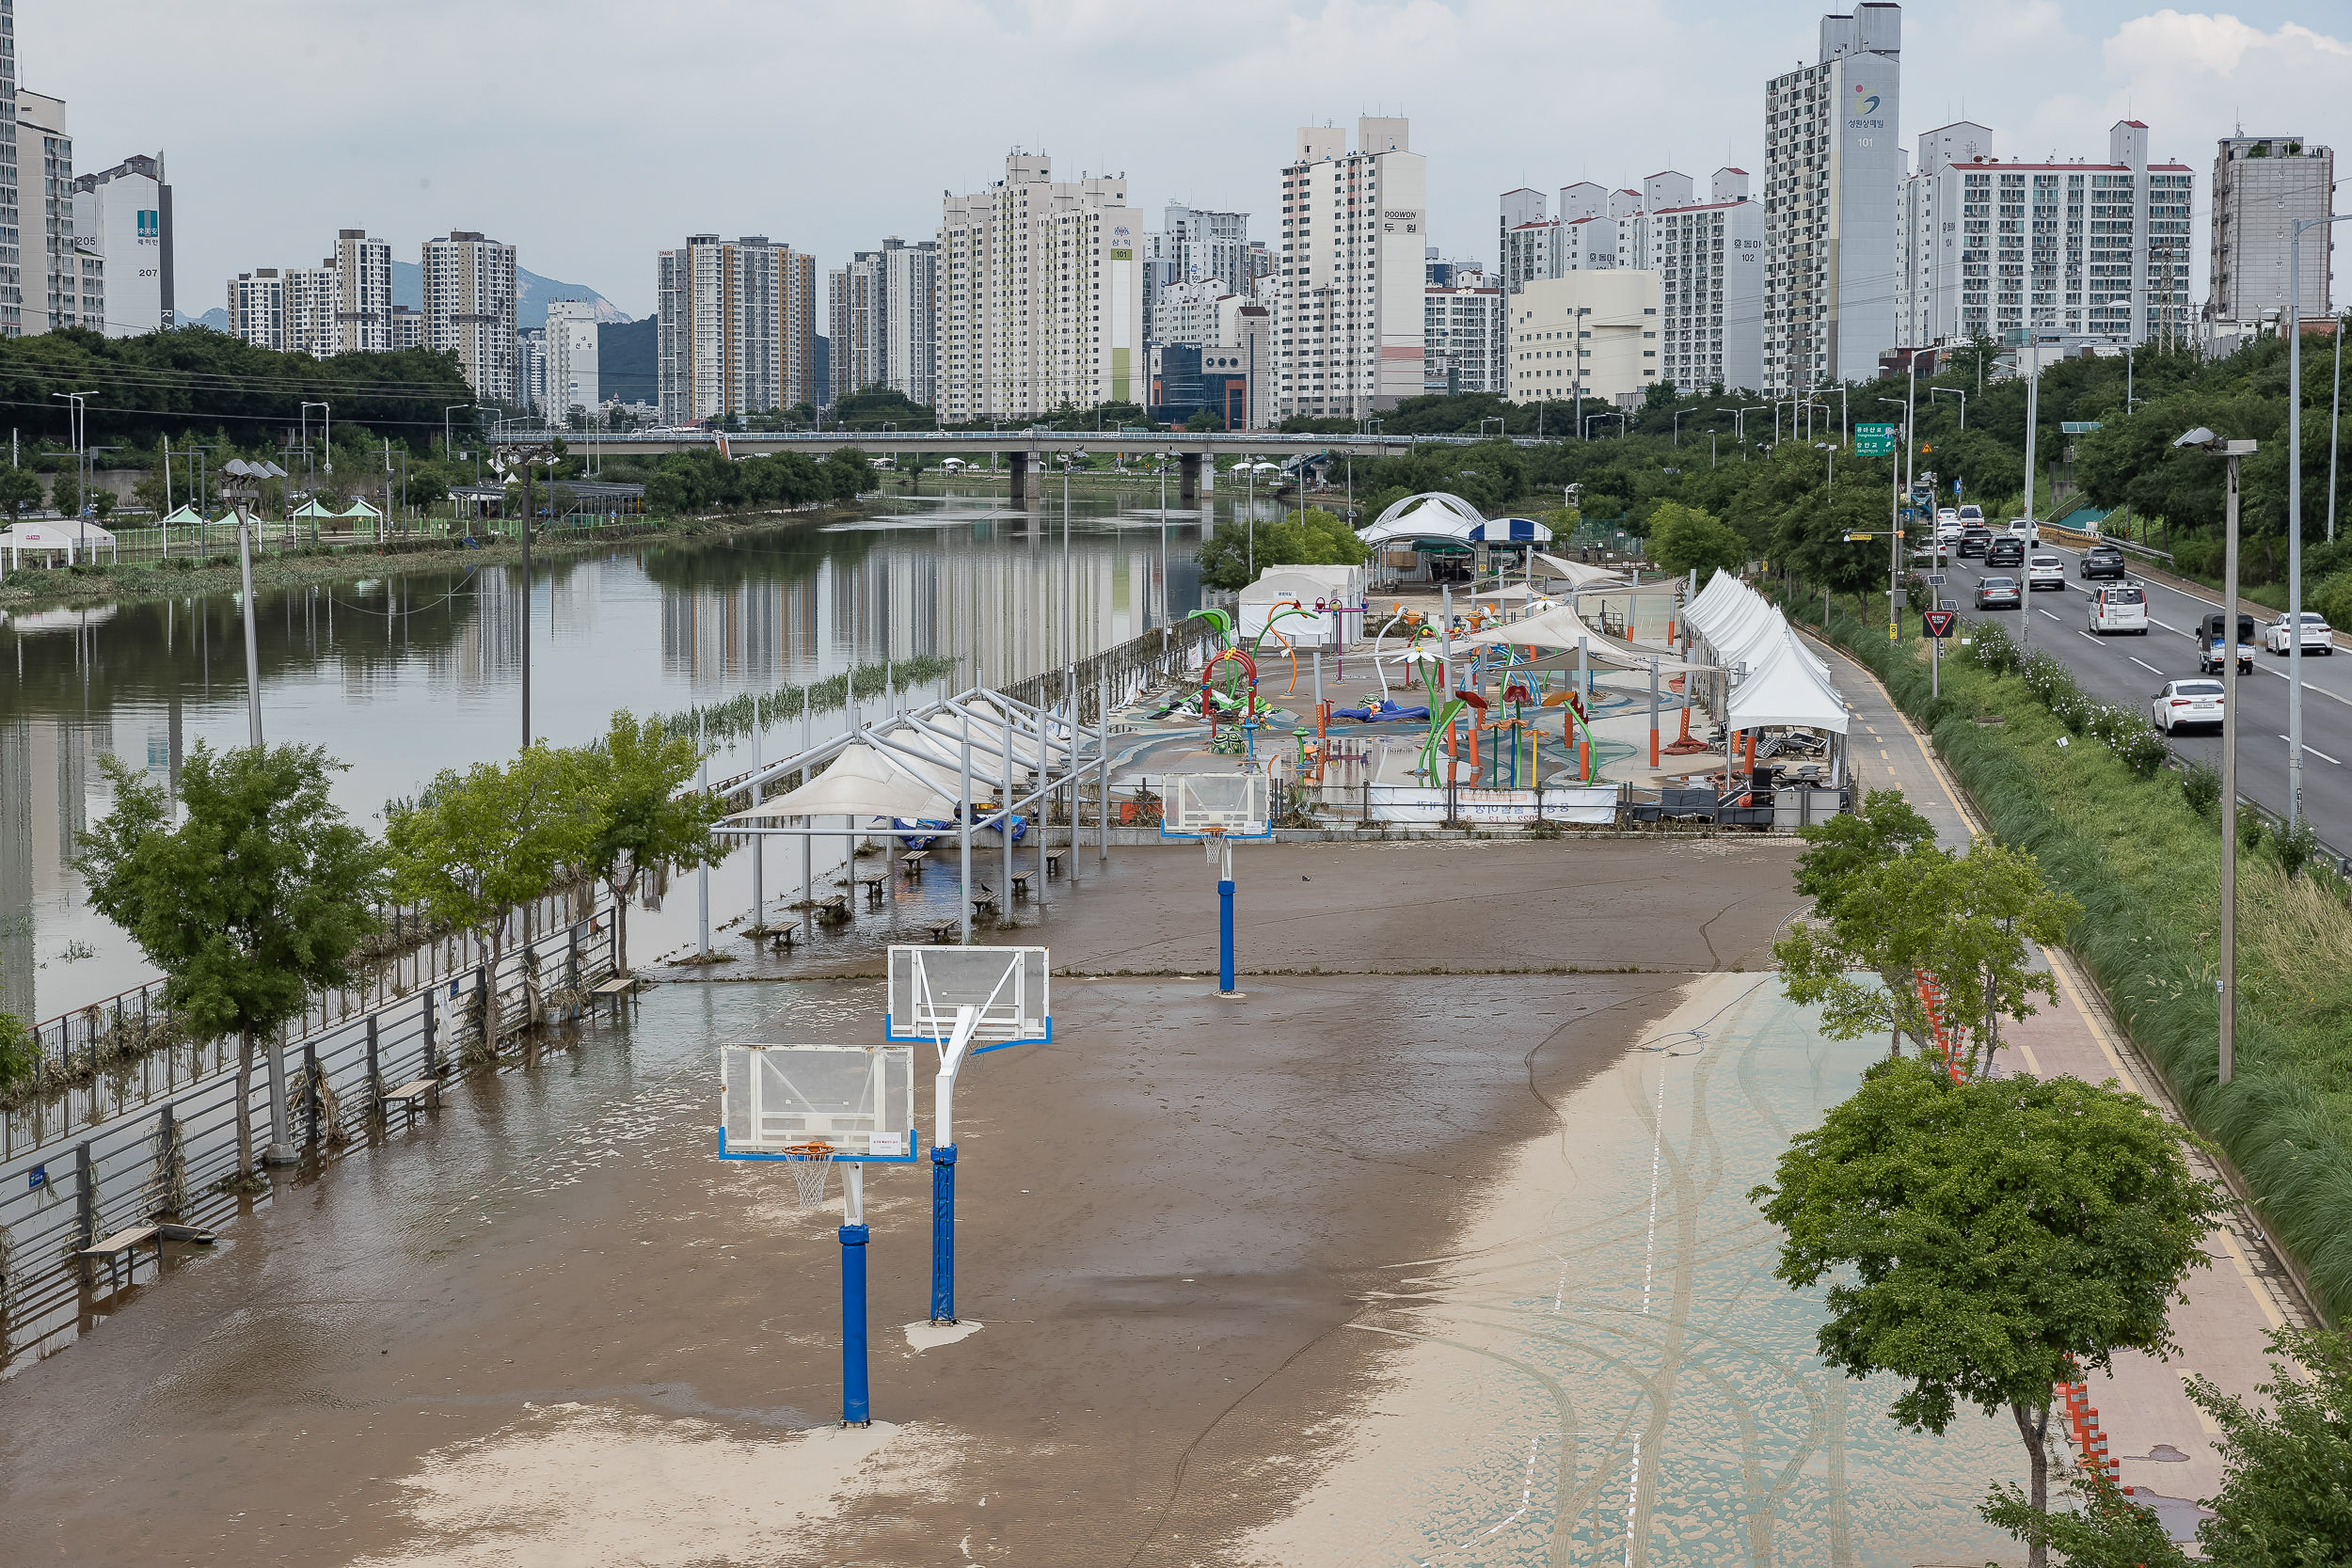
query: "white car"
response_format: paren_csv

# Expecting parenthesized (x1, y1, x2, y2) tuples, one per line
(2026, 555, 2066, 591)
(2151, 679, 2225, 734)
(2088, 583, 2149, 635)
(1957, 504, 1984, 524)
(2265, 610, 2335, 656)
(2006, 518, 2038, 543)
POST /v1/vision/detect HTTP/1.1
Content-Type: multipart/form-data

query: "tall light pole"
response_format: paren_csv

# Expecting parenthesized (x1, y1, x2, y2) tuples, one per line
(1928, 386, 1966, 430)
(444, 404, 474, 463)
(2177, 428, 2254, 1085)
(2284, 211, 2350, 826)
(2019, 334, 2040, 655)
(49, 391, 90, 555)
(1877, 396, 1908, 641)
(494, 440, 556, 749)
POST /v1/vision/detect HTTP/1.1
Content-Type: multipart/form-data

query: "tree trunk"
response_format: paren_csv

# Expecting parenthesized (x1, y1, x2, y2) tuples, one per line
(2010, 1398, 2052, 1568)
(234, 1029, 256, 1177)
(614, 896, 629, 975)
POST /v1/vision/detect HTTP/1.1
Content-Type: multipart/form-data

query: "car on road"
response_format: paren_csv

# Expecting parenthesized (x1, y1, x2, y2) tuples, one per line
(1957, 503, 1984, 524)
(1910, 539, 1950, 566)
(2006, 518, 2038, 543)
(1975, 575, 2023, 610)
(2027, 554, 2066, 591)
(1959, 525, 1994, 558)
(2265, 610, 2335, 656)
(2200, 610, 2257, 675)
(2080, 543, 2128, 579)
(2088, 583, 2149, 635)
(1987, 536, 2026, 568)
(1935, 517, 1964, 545)
(2151, 678, 2225, 733)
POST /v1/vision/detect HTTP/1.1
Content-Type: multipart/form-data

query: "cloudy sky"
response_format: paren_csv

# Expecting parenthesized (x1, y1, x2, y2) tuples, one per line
(26, 1, 2347, 320)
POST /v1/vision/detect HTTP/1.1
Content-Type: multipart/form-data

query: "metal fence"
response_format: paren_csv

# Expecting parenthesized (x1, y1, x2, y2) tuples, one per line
(1002, 618, 1219, 727)
(0, 909, 617, 1369)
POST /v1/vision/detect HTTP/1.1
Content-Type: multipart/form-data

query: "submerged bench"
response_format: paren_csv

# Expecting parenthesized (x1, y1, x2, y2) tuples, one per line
(381, 1077, 443, 1129)
(589, 974, 637, 1019)
(75, 1224, 164, 1288)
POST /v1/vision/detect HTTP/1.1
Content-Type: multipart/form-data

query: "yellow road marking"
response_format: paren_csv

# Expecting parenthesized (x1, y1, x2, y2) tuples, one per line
(2214, 1227, 2288, 1332)
(2179, 1370, 2226, 1436)
(2050, 955, 2139, 1092)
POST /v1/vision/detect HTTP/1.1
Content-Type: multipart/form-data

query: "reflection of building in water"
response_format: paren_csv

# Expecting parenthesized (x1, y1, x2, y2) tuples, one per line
(0, 711, 118, 1022)
(430, 564, 519, 689)
(0, 718, 34, 1021)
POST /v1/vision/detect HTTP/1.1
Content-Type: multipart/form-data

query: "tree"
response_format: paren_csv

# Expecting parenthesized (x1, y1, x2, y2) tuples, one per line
(575, 712, 728, 973)
(1184, 408, 1224, 433)
(0, 1009, 35, 1093)
(0, 463, 42, 521)
(1645, 500, 1750, 578)
(1752, 1057, 2220, 1567)
(1982, 1465, 2188, 1567)
(50, 468, 82, 518)
(1774, 838, 2079, 1073)
(1194, 506, 1368, 591)
(1790, 786, 1937, 918)
(77, 745, 383, 1179)
(2188, 1326, 2352, 1561)
(384, 745, 594, 969)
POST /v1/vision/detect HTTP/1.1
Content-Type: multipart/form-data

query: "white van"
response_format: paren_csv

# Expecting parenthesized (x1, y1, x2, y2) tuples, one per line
(2088, 582, 2149, 636)
(1957, 503, 1984, 524)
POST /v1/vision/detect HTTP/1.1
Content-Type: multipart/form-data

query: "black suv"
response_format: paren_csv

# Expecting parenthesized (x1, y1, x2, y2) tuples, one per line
(2081, 543, 2127, 579)
(1987, 536, 2026, 568)
(1958, 526, 1994, 558)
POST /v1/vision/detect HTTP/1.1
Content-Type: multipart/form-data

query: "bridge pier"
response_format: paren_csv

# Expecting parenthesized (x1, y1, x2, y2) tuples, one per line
(1179, 451, 1200, 505)
(1009, 451, 1030, 503)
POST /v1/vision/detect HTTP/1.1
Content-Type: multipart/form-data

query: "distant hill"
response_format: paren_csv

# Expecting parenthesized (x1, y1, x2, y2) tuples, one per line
(192, 261, 629, 334)
(599, 317, 657, 404)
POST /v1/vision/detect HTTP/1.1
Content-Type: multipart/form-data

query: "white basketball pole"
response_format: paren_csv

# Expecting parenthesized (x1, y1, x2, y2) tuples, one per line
(1000, 709, 1015, 907)
(697, 713, 711, 958)
(959, 734, 974, 945)
(1098, 670, 1111, 863)
(802, 686, 813, 920)
(1035, 703, 1050, 906)
(751, 695, 764, 931)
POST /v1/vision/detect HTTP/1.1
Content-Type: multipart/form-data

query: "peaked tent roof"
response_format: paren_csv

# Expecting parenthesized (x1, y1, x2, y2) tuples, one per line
(726, 740, 958, 822)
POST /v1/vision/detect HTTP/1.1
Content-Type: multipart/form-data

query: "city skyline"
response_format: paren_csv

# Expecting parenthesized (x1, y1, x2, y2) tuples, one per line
(24, 2, 2346, 323)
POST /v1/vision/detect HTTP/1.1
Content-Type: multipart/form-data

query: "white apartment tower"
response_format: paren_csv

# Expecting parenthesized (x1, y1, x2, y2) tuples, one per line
(422, 230, 518, 404)
(935, 152, 1145, 421)
(829, 237, 937, 406)
(1143, 202, 1250, 332)
(544, 298, 599, 421)
(226, 269, 286, 350)
(1277, 117, 1427, 419)
(286, 261, 339, 356)
(17, 90, 97, 335)
(71, 152, 171, 335)
(0, 0, 18, 337)
(1898, 119, 2194, 350)
(828, 250, 880, 402)
(2208, 134, 2335, 326)
(1763, 4, 1902, 394)
(655, 234, 819, 423)
(1631, 168, 1764, 392)
(1499, 182, 1616, 297)
(335, 230, 392, 353)
(1424, 279, 1505, 394)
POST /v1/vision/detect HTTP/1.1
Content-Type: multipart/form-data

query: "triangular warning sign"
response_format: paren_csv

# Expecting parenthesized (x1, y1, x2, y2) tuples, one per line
(1922, 610, 1958, 639)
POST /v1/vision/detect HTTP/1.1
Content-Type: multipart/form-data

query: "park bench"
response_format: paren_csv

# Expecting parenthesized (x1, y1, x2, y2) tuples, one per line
(75, 1224, 164, 1289)
(589, 974, 637, 1019)
(898, 852, 927, 879)
(381, 1076, 443, 1129)
(856, 876, 886, 906)
(818, 896, 853, 924)
(766, 926, 798, 954)
(1010, 873, 1033, 901)
(924, 919, 961, 943)
(1044, 851, 1065, 878)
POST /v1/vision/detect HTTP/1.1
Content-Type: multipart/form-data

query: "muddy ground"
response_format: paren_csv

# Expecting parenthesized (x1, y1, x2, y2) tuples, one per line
(0, 839, 1801, 1566)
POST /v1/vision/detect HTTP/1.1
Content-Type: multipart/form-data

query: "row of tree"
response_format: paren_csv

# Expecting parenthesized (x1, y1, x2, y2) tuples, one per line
(71, 716, 723, 1176)
(1759, 788, 2350, 1563)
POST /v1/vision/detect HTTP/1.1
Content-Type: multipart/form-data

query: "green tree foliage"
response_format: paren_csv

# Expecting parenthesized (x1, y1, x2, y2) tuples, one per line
(574, 711, 728, 972)
(76, 744, 383, 1177)
(1775, 838, 2080, 1073)
(385, 745, 594, 965)
(631, 446, 873, 516)
(1790, 786, 1938, 917)
(1753, 1056, 2220, 1566)
(1184, 408, 1224, 433)
(1981, 1465, 2187, 1567)
(0, 1010, 35, 1092)
(0, 462, 41, 520)
(1194, 506, 1367, 591)
(50, 468, 82, 518)
(1644, 500, 1750, 578)
(822, 388, 936, 431)
(2188, 1325, 2352, 1562)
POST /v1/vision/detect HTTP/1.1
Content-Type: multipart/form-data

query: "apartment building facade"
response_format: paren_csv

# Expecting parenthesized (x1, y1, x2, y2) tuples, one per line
(935, 152, 1145, 421)
(335, 230, 391, 353)
(1143, 202, 1250, 332)
(2208, 134, 2334, 325)
(830, 236, 938, 406)
(227, 269, 285, 350)
(17, 90, 97, 334)
(1629, 168, 1763, 392)
(1762, 4, 1902, 394)
(655, 233, 819, 423)
(1276, 117, 1427, 420)
(544, 298, 599, 420)
(1507, 269, 1661, 408)
(71, 152, 171, 335)
(422, 230, 518, 404)
(1424, 277, 1504, 394)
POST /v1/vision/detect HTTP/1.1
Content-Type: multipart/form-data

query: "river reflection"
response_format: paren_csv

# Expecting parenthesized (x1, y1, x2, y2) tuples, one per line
(2, 485, 1217, 1022)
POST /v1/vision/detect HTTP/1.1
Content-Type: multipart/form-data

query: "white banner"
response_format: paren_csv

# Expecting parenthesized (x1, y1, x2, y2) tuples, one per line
(1365, 784, 1617, 825)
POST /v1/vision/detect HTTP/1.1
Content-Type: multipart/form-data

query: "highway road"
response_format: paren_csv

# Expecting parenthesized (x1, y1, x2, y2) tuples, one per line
(1931, 536, 2352, 862)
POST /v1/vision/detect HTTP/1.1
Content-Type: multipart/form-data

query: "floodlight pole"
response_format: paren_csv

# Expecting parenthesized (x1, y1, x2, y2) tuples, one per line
(232, 501, 264, 750)
(930, 1005, 981, 1324)
(838, 1163, 870, 1426)
(959, 735, 975, 945)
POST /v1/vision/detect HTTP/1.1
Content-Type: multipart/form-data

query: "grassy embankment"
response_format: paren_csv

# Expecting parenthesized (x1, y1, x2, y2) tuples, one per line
(0, 502, 858, 613)
(1807, 597, 2352, 1323)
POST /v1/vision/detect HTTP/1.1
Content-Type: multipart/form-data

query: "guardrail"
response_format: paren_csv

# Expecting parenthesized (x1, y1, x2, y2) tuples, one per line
(0, 906, 617, 1369)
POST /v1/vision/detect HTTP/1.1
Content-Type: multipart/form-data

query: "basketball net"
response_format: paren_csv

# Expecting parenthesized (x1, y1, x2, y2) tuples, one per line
(784, 1142, 834, 1210)
(1201, 824, 1228, 866)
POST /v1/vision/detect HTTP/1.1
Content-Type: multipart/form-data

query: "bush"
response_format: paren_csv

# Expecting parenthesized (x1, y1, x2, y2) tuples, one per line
(2181, 760, 2222, 818)
(2272, 816, 2319, 879)
(2311, 571, 2352, 635)
(0, 1011, 34, 1091)
(1967, 620, 2022, 675)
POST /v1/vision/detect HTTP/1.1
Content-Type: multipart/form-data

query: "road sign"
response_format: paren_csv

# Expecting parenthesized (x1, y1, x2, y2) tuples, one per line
(1927, 573, 1947, 586)
(1923, 609, 1958, 639)
(1853, 422, 1897, 456)
(1844, 531, 1875, 542)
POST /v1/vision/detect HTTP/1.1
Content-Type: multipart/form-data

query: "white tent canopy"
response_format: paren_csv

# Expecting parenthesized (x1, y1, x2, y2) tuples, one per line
(1727, 633, 1849, 732)
(1528, 551, 1628, 589)
(727, 740, 958, 822)
(2, 520, 116, 565)
(1359, 491, 1486, 546)
(1679, 570, 1848, 736)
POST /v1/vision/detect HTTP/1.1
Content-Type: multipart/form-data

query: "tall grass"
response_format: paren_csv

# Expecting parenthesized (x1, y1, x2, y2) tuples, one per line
(1795, 593, 2352, 1323)
(650, 655, 961, 750)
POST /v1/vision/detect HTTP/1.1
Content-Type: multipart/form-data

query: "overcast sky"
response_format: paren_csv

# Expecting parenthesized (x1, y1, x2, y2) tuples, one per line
(26, 1, 2347, 321)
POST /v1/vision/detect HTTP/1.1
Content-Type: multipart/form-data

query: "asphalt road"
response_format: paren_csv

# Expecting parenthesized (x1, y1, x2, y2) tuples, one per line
(1930, 537, 2352, 859)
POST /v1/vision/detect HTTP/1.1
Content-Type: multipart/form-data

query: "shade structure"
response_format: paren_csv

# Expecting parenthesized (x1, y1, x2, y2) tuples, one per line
(1358, 491, 1486, 546)
(158, 504, 215, 528)
(1467, 515, 1553, 543)
(1460, 601, 1639, 656)
(727, 741, 959, 822)
(1678, 570, 1848, 736)
(1726, 633, 1849, 733)
(1528, 551, 1629, 589)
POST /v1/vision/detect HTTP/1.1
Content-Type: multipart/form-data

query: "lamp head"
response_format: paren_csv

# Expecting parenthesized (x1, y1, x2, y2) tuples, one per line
(2172, 427, 2217, 451)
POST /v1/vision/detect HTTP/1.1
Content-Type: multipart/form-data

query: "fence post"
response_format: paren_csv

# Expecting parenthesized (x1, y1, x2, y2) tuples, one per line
(303, 1042, 323, 1145)
(156, 1101, 183, 1219)
(475, 962, 490, 1053)
(75, 1141, 97, 1281)
(421, 988, 439, 1078)
(365, 1016, 382, 1116)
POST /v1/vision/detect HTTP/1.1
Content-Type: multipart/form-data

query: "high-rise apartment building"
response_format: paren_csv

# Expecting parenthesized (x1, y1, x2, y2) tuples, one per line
(335, 230, 391, 353)
(17, 90, 97, 334)
(1425, 277, 1505, 394)
(545, 298, 599, 421)
(389, 305, 423, 350)
(1629, 168, 1763, 392)
(1508, 269, 1662, 407)
(1143, 202, 1250, 333)
(227, 269, 286, 350)
(828, 249, 880, 402)
(70, 152, 171, 335)
(1762, 4, 1901, 394)
(286, 261, 340, 356)
(422, 230, 518, 404)
(0, 0, 19, 337)
(2208, 134, 2334, 326)
(655, 233, 820, 424)
(935, 152, 1146, 421)
(1276, 117, 1427, 420)
(1897, 119, 2194, 350)
(1499, 183, 1617, 297)
(880, 236, 937, 408)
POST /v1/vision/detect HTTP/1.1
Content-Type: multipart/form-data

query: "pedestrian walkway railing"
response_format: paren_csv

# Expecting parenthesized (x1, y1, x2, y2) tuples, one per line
(0, 904, 617, 1369)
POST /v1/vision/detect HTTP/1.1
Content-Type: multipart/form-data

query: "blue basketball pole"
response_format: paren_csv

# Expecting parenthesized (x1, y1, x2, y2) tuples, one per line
(1216, 835, 1237, 995)
(929, 1144, 958, 1323)
(840, 1216, 871, 1426)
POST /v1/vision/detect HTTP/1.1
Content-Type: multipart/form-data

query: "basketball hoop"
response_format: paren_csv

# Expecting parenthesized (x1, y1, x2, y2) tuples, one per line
(1200, 823, 1228, 865)
(784, 1142, 835, 1209)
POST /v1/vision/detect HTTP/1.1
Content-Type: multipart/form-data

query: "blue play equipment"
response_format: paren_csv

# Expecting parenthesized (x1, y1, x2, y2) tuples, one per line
(892, 804, 1026, 848)
(1331, 696, 1432, 723)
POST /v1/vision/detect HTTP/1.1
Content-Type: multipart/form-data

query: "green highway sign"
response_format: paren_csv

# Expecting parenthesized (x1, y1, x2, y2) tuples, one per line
(1853, 422, 1897, 456)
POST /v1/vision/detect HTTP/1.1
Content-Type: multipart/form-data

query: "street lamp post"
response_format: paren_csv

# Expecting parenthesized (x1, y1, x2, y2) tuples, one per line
(444, 404, 475, 465)
(2176, 427, 2255, 1085)
(493, 440, 557, 749)
(300, 401, 332, 545)
(1928, 386, 1966, 430)
(49, 391, 91, 557)
(1876, 396, 1908, 641)
(2285, 211, 2351, 826)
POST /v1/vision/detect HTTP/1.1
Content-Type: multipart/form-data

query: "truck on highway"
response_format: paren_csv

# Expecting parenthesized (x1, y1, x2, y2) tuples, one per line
(2200, 611, 2256, 674)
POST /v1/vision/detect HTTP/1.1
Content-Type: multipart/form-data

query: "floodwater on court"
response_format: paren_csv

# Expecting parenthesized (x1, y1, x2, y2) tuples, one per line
(1250, 974, 2024, 1567)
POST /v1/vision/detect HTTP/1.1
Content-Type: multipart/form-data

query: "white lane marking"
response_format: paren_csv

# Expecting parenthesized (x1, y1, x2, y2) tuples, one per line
(2279, 736, 2344, 766)
(2077, 630, 2101, 642)
(2131, 657, 2166, 675)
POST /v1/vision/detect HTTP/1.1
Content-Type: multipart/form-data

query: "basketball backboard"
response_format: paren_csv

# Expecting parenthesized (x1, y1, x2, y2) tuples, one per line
(885, 945, 1051, 1053)
(719, 1043, 917, 1163)
(1161, 772, 1272, 840)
